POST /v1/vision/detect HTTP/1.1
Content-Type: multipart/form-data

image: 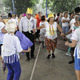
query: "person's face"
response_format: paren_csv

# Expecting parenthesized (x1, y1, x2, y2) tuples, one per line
(64, 13, 67, 18)
(50, 17, 54, 22)
(26, 13, 31, 19)
(39, 12, 42, 17)
(16, 15, 18, 17)
(75, 16, 78, 21)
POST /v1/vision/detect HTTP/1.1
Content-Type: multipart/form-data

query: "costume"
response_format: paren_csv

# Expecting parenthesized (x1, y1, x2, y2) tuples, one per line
(2, 33, 23, 80)
(45, 21, 57, 51)
(1, 20, 33, 80)
(19, 8, 36, 59)
(15, 31, 33, 54)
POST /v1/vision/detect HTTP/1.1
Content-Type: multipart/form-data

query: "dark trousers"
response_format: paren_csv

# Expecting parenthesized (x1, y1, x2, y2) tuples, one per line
(22, 31, 35, 59)
(35, 30, 40, 39)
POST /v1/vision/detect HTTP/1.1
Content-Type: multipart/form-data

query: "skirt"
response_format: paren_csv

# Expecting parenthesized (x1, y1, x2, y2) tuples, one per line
(45, 37, 57, 51)
(75, 49, 80, 70)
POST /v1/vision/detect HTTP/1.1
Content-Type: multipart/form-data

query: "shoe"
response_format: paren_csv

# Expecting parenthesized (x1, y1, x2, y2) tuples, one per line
(52, 54, 55, 58)
(66, 52, 71, 56)
(69, 60, 74, 64)
(25, 58, 30, 61)
(47, 55, 51, 59)
(31, 56, 35, 59)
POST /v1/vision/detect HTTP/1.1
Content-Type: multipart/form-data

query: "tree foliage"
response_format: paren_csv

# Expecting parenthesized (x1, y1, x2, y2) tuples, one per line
(42, 0, 78, 13)
(3, 0, 39, 15)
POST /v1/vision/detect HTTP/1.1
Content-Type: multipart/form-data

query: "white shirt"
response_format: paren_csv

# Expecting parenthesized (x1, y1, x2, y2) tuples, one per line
(70, 18, 75, 27)
(40, 21, 46, 34)
(70, 24, 80, 36)
(71, 28, 80, 58)
(0, 22, 5, 32)
(8, 18, 16, 23)
(2, 33, 23, 58)
(0, 22, 6, 44)
(45, 21, 57, 40)
(19, 16, 36, 33)
(15, 17, 19, 25)
(62, 17, 70, 27)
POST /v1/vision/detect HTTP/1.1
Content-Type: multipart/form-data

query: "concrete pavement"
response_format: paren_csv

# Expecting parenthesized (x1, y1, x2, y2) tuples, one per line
(0, 42, 76, 80)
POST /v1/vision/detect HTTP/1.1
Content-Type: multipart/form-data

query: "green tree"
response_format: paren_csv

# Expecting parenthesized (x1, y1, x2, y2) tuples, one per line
(3, 0, 39, 15)
(42, 0, 78, 13)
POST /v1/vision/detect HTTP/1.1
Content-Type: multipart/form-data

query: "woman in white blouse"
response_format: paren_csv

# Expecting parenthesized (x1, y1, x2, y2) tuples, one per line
(34, 13, 63, 59)
(2, 21, 31, 80)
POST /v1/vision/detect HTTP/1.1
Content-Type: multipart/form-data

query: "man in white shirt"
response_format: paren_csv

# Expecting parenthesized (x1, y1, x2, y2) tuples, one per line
(19, 8, 36, 61)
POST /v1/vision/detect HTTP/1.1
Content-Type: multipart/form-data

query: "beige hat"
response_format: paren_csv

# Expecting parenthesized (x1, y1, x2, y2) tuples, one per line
(6, 21, 17, 33)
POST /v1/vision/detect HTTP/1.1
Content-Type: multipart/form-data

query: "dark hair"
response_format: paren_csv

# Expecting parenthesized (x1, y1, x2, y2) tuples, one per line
(41, 15, 45, 21)
(8, 13, 12, 18)
(47, 18, 50, 22)
(75, 6, 80, 14)
(57, 13, 60, 16)
(38, 12, 42, 14)
(69, 12, 74, 16)
(64, 12, 67, 17)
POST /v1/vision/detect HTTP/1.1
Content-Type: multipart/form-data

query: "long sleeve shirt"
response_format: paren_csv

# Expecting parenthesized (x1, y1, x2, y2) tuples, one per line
(19, 16, 36, 33)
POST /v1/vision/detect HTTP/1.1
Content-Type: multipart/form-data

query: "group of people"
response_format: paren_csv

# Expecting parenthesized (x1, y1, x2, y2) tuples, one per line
(0, 6, 80, 80)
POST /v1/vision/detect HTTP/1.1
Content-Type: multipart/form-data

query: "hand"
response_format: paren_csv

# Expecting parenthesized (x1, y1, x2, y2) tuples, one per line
(32, 29, 36, 34)
(61, 33, 65, 37)
(65, 41, 69, 46)
(27, 47, 31, 52)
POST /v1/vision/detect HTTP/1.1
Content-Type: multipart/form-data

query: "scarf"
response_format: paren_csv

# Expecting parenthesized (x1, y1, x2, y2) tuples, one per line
(49, 25, 55, 35)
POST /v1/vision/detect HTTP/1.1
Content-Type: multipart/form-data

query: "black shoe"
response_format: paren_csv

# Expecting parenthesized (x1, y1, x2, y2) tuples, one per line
(31, 56, 35, 59)
(25, 58, 30, 61)
(52, 54, 55, 58)
(47, 55, 51, 59)
(69, 60, 74, 64)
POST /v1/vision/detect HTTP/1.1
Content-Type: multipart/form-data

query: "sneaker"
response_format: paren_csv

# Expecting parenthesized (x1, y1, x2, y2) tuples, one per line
(47, 55, 51, 59)
(66, 52, 71, 56)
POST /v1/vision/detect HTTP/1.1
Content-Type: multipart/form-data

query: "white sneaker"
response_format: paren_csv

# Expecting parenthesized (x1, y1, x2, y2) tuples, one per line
(66, 52, 71, 56)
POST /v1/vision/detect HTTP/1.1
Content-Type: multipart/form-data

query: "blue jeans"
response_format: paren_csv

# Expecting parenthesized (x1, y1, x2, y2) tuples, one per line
(62, 27, 69, 34)
(6, 61, 21, 80)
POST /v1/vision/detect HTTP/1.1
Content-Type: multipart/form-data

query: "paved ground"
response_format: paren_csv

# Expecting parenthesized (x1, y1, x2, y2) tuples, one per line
(0, 42, 76, 80)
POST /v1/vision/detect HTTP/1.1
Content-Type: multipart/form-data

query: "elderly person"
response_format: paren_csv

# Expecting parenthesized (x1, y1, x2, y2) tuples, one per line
(65, 15, 80, 80)
(34, 13, 63, 59)
(2, 21, 31, 80)
(19, 8, 36, 61)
